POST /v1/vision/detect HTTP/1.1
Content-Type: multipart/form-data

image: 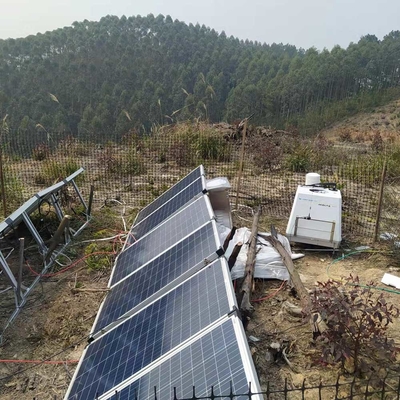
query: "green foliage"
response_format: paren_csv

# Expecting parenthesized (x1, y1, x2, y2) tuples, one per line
(1, 15, 400, 139)
(0, 164, 24, 218)
(312, 275, 399, 375)
(284, 142, 313, 172)
(84, 242, 113, 271)
(34, 158, 81, 185)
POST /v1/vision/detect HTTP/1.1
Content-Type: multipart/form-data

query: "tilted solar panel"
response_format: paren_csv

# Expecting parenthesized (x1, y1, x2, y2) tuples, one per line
(134, 166, 204, 225)
(93, 221, 221, 333)
(66, 260, 234, 400)
(110, 195, 213, 286)
(131, 176, 206, 240)
(100, 316, 261, 400)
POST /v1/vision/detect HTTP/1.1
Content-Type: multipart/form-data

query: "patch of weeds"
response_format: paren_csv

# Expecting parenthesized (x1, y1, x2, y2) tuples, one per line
(84, 242, 114, 271)
(32, 143, 51, 161)
(35, 158, 81, 185)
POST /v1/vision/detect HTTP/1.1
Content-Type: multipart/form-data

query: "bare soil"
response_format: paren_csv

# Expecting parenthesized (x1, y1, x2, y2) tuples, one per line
(0, 204, 398, 399)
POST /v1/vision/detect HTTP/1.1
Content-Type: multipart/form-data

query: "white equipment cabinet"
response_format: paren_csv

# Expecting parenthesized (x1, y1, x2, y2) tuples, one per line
(286, 175, 342, 248)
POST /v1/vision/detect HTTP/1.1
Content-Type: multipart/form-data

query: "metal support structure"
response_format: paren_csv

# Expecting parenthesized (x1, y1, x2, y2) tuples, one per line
(0, 168, 91, 341)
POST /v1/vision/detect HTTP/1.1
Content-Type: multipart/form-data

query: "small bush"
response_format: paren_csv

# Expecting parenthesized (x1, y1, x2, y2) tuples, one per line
(339, 128, 352, 142)
(35, 158, 81, 185)
(284, 142, 313, 172)
(195, 132, 231, 162)
(0, 165, 24, 218)
(32, 143, 51, 161)
(249, 134, 283, 171)
(84, 243, 114, 271)
(312, 275, 399, 375)
(57, 136, 91, 157)
(371, 131, 383, 152)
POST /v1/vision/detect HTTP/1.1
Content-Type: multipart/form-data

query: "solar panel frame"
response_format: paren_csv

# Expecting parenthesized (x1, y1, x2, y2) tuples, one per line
(65, 259, 236, 400)
(91, 220, 223, 335)
(133, 166, 205, 225)
(130, 176, 207, 240)
(97, 314, 262, 400)
(109, 195, 215, 287)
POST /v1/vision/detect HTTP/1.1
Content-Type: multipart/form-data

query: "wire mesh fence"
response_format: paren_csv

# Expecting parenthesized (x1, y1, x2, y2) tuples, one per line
(0, 123, 396, 243)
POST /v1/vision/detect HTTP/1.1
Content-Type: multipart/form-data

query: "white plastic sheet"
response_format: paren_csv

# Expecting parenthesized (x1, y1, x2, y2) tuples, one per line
(223, 227, 304, 281)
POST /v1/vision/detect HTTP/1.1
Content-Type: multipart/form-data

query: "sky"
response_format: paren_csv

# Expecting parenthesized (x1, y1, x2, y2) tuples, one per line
(0, 0, 399, 50)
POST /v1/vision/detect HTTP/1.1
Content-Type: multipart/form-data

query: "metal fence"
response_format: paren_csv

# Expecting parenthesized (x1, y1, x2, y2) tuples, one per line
(0, 124, 395, 243)
(33, 375, 400, 400)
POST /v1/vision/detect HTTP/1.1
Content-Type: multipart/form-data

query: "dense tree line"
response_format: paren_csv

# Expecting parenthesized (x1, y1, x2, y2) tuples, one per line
(0, 14, 400, 143)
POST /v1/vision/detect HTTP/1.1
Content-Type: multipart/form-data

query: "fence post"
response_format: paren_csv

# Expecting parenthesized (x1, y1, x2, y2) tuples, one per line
(235, 119, 247, 210)
(374, 160, 387, 243)
(0, 147, 7, 217)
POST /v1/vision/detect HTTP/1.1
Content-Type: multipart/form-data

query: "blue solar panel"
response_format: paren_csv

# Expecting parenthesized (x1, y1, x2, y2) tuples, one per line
(106, 318, 250, 400)
(131, 177, 205, 240)
(67, 261, 230, 400)
(110, 196, 212, 286)
(134, 166, 203, 225)
(94, 222, 219, 332)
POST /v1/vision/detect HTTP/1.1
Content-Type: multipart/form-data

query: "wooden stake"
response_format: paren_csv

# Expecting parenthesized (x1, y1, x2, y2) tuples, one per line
(17, 237, 25, 303)
(223, 226, 237, 251)
(261, 228, 311, 312)
(235, 119, 247, 210)
(374, 160, 387, 243)
(239, 206, 261, 327)
(228, 242, 243, 270)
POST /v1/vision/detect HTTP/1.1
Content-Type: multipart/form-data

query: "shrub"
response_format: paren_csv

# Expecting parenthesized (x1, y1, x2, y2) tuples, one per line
(249, 134, 283, 171)
(284, 141, 313, 172)
(312, 275, 399, 375)
(84, 243, 114, 271)
(371, 131, 383, 152)
(0, 164, 24, 218)
(35, 158, 81, 185)
(32, 143, 51, 161)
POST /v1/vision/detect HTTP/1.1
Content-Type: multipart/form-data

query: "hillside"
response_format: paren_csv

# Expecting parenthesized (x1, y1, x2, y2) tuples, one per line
(1, 14, 400, 145)
(322, 98, 400, 144)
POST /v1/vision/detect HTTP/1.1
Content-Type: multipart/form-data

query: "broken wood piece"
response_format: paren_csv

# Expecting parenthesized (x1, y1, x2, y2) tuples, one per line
(223, 226, 237, 251)
(45, 215, 72, 262)
(261, 229, 311, 313)
(228, 242, 243, 270)
(239, 206, 261, 327)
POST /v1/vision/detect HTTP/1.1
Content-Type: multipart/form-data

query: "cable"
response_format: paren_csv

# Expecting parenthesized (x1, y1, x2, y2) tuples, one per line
(26, 250, 117, 278)
(252, 280, 286, 303)
(0, 335, 88, 382)
(325, 250, 400, 295)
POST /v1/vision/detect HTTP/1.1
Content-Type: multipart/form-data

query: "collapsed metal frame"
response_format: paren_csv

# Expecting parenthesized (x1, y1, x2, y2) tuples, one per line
(0, 168, 91, 340)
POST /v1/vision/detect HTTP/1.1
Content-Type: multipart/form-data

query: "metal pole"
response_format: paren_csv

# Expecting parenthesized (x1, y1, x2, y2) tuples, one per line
(0, 148, 7, 217)
(235, 119, 247, 210)
(88, 184, 94, 217)
(17, 238, 25, 303)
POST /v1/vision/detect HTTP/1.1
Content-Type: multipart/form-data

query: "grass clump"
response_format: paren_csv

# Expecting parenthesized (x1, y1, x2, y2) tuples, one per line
(34, 158, 81, 185)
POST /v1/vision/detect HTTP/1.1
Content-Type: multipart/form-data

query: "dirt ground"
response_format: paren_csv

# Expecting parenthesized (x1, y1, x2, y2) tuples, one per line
(0, 205, 399, 399)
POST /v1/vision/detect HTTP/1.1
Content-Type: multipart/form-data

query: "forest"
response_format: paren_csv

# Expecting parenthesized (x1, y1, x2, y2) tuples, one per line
(1, 14, 400, 143)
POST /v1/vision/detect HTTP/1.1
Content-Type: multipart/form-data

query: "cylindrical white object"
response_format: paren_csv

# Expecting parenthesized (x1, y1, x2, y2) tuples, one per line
(305, 173, 321, 186)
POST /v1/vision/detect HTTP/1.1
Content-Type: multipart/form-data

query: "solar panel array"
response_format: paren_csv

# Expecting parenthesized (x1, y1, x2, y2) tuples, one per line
(65, 166, 261, 400)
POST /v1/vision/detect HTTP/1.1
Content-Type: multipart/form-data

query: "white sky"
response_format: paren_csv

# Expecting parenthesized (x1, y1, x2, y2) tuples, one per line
(0, 0, 399, 50)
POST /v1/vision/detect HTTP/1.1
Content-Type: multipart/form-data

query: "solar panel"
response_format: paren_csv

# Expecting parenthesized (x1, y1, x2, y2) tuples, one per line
(131, 177, 206, 240)
(66, 260, 233, 400)
(110, 195, 213, 286)
(134, 166, 204, 225)
(93, 222, 221, 332)
(101, 317, 252, 400)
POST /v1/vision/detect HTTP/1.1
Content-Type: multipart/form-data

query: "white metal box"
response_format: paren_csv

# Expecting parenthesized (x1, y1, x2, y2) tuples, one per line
(286, 185, 342, 248)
